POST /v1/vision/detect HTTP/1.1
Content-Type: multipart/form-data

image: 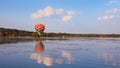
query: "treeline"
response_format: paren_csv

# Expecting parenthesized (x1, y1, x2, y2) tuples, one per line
(0, 28, 36, 37)
(43, 33, 120, 37)
(0, 28, 120, 37)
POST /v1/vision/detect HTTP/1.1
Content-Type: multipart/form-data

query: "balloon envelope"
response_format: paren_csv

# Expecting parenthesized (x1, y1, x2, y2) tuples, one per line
(35, 24, 45, 32)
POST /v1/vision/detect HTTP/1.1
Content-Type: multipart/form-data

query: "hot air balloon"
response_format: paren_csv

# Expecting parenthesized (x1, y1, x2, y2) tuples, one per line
(35, 24, 45, 36)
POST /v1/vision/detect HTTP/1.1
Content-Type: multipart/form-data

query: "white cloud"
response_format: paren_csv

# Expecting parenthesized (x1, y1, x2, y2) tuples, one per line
(106, 8, 120, 14)
(109, 0, 117, 4)
(61, 11, 74, 22)
(97, 17, 102, 21)
(43, 6, 54, 16)
(31, 6, 79, 22)
(62, 15, 72, 22)
(97, 16, 112, 21)
(31, 6, 54, 19)
(55, 9, 64, 15)
(97, 7, 120, 22)
(66, 11, 74, 15)
(97, 15, 120, 21)
(106, 0, 119, 5)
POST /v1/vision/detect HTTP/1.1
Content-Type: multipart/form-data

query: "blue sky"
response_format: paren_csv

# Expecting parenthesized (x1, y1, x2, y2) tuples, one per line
(0, 0, 120, 34)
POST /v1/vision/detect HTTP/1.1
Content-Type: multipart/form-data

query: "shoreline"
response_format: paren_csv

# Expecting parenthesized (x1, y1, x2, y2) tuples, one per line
(0, 37, 120, 44)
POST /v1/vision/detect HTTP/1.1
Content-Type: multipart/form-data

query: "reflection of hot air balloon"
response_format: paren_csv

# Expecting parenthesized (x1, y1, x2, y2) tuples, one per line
(100, 35, 103, 42)
(35, 24, 45, 36)
(35, 40, 45, 52)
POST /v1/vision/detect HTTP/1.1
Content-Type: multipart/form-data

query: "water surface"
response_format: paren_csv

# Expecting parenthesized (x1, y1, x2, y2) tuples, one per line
(0, 37, 120, 68)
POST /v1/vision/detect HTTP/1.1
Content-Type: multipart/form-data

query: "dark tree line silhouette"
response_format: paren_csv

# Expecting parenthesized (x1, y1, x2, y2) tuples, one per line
(0, 28, 120, 37)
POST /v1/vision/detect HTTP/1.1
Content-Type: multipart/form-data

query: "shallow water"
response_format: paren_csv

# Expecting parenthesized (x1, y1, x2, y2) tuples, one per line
(0, 37, 120, 68)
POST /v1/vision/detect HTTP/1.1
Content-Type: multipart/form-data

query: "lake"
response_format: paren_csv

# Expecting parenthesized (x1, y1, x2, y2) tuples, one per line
(0, 37, 120, 68)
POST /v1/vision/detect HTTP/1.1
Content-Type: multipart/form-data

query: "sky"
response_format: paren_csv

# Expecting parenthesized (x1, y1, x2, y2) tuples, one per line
(0, 0, 120, 34)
